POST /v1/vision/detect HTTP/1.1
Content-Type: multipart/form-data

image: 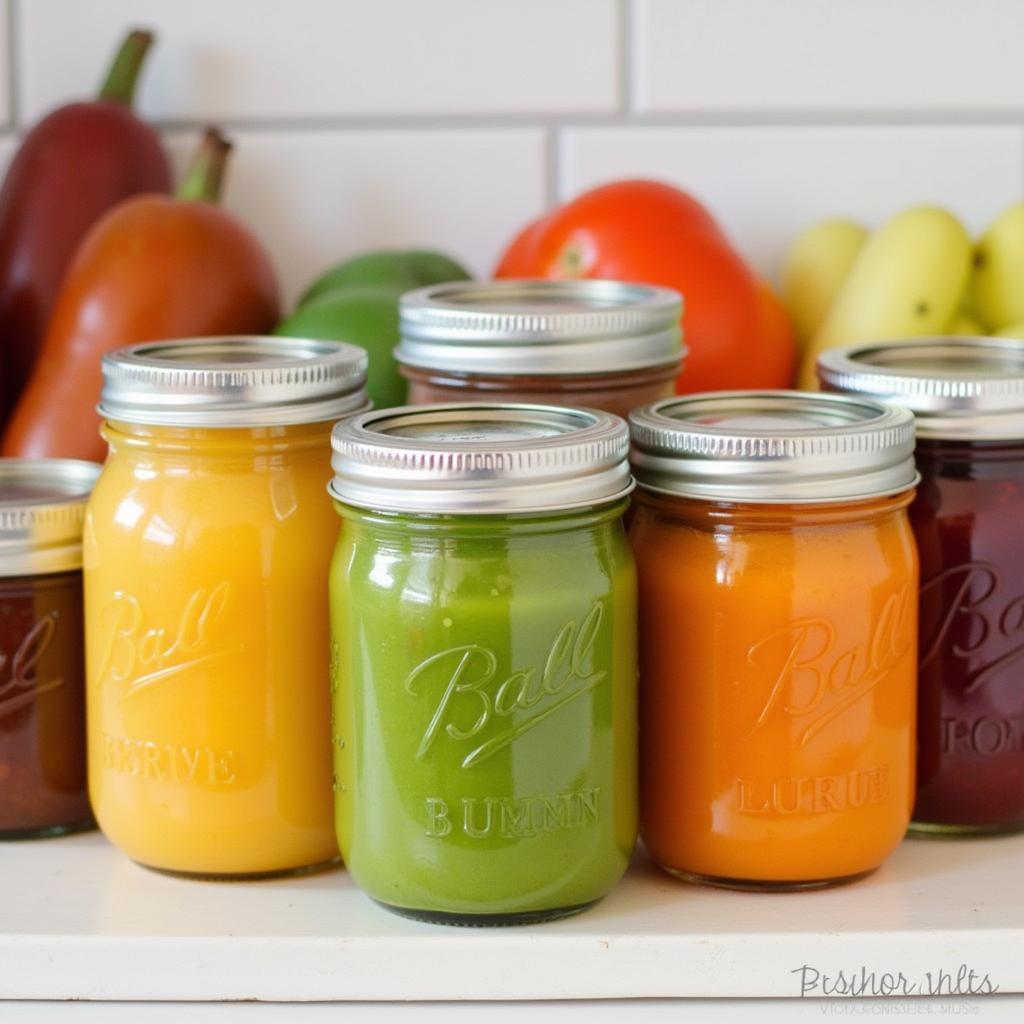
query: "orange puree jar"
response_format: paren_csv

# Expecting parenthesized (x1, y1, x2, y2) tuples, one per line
(629, 392, 920, 890)
(85, 337, 369, 879)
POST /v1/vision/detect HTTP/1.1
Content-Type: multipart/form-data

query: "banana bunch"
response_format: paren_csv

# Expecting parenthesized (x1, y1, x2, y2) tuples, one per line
(974, 202, 1024, 340)
(785, 202, 1024, 389)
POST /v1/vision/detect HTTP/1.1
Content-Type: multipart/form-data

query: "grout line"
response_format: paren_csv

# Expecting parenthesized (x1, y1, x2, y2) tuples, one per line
(1015, 122, 1024, 194)
(545, 126, 560, 208)
(619, 0, 635, 116)
(5, 0, 19, 129)
(148, 109, 1024, 134)
(0, 101, 1014, 139)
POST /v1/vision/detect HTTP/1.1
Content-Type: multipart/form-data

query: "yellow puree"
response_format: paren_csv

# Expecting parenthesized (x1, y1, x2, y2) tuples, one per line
(83, 422, 338, 876)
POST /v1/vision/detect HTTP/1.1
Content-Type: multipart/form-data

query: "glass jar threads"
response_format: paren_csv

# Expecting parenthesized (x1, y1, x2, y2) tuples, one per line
(0, 458, 100, 839)
(630, 392, 919, 890)
(820, 337, 1024, 835)
(85, 336, 368, 878)
(329, 403, 637, 924)
(396, 279, 684, 419)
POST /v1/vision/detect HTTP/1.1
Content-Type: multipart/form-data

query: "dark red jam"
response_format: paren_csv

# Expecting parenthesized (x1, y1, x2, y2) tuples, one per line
(910, 439, 1024, 832)
(0, 569, 91, 837)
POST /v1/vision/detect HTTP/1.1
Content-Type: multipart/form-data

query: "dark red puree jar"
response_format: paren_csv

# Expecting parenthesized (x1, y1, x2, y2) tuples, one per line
(0, 458, 100, 839)
(820, 337, 1024, 835)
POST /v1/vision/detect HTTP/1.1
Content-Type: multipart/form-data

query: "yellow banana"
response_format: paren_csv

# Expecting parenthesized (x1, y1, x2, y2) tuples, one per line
(799, 206, 971, 389)
(972, 202, 1024, 329)
(948, 310, 984, 334)
(781, 219, 867, 352)
(993, 321, 1024, 339)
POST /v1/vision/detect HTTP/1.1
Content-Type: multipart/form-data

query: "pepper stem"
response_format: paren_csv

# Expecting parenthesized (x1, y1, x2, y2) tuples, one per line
(98, 29, 154, 106)
(177, 128, 232, 203)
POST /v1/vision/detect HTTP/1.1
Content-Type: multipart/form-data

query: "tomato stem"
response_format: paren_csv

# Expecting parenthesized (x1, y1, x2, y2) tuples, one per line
(177, 128, 232, 203)
(98, 29, 154, 106)
(557, 241, 589, 278)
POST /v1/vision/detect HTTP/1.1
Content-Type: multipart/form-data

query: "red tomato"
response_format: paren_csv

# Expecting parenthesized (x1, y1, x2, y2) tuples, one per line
(747, 278, 797, 394)
(494, 180, 794, 394)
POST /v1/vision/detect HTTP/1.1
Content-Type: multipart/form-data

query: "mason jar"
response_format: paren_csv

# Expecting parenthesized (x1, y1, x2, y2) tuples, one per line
(820, 337, 1024, 835)
(85, 336, 368, 877)
(630, 391, 919, 889)
(396, 279, 684, 419)
(0, 458, 100, 839)
(329, 403, 638, 924)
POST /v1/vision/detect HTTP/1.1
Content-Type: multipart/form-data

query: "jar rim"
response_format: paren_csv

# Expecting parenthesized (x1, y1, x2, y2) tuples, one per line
(818, 336, 1024, 440)
(330, 402, 634, 514)
(99, 336, 370, 428)
(396, 279, 685, 375)
(0, 458, 100, 575)
(629, 390, 919, 504)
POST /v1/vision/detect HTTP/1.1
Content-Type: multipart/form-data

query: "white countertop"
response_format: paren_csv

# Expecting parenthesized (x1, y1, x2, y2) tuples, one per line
(1, 830, 1021, 1003)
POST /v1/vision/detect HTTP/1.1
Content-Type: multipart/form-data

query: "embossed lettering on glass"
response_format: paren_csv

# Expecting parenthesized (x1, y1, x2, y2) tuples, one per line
(820, 337, 1024, 834)
(629, 392, 920, 890)
(329, 404, 638, 924)
(85, 336, 368, 877)
(0, 458, 100, 839)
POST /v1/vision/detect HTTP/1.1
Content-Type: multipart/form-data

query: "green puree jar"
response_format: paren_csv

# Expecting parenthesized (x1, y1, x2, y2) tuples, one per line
(329, 403, 637, 925)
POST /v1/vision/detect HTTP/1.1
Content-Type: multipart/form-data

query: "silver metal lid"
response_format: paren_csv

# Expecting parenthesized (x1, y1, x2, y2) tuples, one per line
(630, 391, 918, 504)
(330, 403, 633, 514)
(0, 459, 101, 575)
(818, 337, 1024, 441)
(396, 279, 684, 375)
(99, 336, 370, 428)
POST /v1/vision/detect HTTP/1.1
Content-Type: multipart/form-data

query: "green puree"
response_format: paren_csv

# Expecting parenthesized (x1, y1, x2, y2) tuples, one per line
(329, 500, 637, 921)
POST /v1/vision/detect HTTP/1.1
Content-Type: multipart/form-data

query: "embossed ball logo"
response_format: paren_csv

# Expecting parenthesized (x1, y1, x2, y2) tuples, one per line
(743, 585, 914, 748)
(95, 582, 241, 697)
(405, 602, 606, 769)
(0, 613, 62, 719)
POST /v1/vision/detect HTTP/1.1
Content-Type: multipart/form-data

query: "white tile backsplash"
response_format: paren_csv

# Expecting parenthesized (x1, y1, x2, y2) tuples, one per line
(634, 0, 1024, 113)
(0, 2, 10, 126)
(166, 128, 548, 305)
(0, 134, 17, 173)
(18, 0, 620, 122)
(1, 0, 1022, 298)
(560, 125, 1024, 280)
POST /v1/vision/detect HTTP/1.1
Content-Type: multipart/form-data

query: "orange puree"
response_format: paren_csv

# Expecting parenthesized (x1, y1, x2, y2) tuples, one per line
(84, 420, 340, 877)
(632, 491, 918, 888)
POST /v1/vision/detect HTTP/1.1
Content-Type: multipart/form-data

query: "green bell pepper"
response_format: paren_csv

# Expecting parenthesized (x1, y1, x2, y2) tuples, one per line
(276, 250, 472, 410)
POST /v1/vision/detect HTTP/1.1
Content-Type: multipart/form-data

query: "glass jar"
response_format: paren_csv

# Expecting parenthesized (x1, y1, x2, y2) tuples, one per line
(396, 279, 683, 419)
(820, 337, 1024, 834)
(630, 392, 919, 890)
(84, 336, 368, 877)
(0, 458, 100, 839)
(329, 404, 637, 924)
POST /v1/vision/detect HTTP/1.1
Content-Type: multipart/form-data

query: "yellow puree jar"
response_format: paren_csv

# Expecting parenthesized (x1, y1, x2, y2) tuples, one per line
(84, 337, 369, 878)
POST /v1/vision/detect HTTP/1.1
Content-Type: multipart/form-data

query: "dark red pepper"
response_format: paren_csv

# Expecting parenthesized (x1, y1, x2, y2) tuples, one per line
(0, 29, 171, 424)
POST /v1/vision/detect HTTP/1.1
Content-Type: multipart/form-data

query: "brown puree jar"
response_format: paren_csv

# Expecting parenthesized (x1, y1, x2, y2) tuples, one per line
(0, 458, 100, 839)
(396, 280, 684, 419)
